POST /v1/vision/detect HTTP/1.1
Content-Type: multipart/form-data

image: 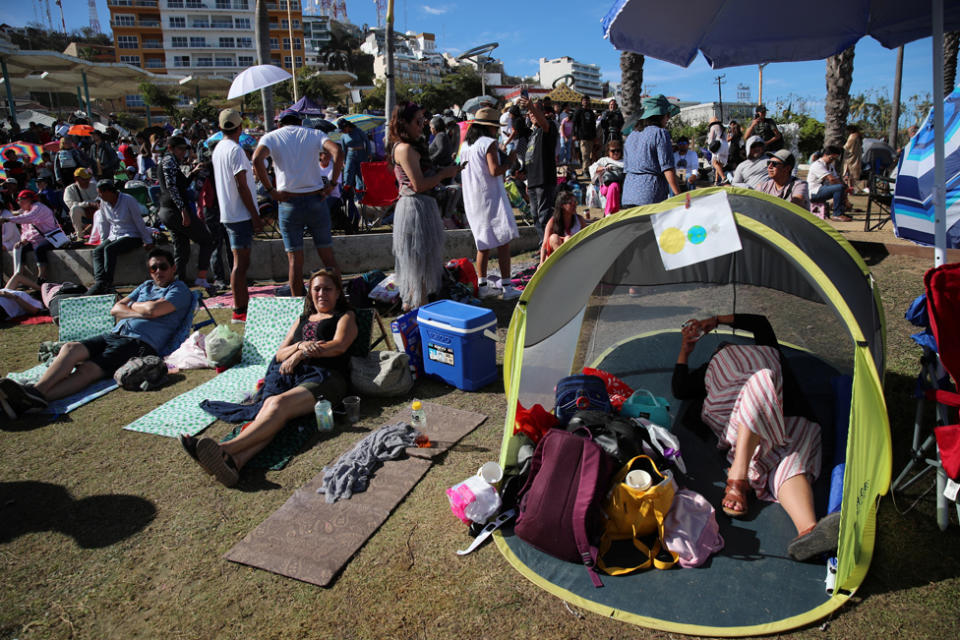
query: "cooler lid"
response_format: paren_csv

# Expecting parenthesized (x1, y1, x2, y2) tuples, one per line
(418, 300, 496, 331)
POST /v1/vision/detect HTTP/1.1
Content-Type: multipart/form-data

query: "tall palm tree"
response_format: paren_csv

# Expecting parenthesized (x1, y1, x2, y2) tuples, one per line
(619, 51, 644, 121)
(945, 31, 959, 97)
(824, 46, 855, 148)
(254, 0, 273, 131)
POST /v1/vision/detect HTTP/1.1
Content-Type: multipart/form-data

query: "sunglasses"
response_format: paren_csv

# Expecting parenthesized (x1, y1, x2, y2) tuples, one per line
(609, 148, 623, 153)
(767, 160, 785, 168)
(149, 263, 172, 272)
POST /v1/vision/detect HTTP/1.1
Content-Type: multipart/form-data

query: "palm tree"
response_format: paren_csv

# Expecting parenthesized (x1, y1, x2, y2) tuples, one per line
(619, 51, 644, 121)
(945, 31, 959, 98)
(254, 0, 273, 131)
(824, 46, 855, 148)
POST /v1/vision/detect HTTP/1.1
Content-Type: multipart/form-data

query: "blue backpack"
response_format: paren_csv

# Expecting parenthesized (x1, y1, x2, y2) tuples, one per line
(554, 374, 611, 425)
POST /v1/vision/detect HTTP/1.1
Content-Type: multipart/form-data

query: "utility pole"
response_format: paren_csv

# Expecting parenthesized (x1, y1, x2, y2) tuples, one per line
(715, 74, 726, 121)
(385, 0, 396, 138)
(758, 63, 769, 105)
(286, 0, 298, 100)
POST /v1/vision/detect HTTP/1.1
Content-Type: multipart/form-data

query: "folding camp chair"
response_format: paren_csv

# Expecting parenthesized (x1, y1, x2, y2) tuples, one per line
(357, 161, 399, 230)
(863, 155, 895, 231)
(892, 262, 960, 530)
(350, 307, 394, 357)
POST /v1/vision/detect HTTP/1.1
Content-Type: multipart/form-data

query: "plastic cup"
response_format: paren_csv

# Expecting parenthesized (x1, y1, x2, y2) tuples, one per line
(478, 461, 504, 484)
(626, 470, 652, 490)
(342, 395, 361, 423)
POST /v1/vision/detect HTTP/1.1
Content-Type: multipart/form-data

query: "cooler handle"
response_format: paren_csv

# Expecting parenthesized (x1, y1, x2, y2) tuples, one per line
(483, 329, 498, 341)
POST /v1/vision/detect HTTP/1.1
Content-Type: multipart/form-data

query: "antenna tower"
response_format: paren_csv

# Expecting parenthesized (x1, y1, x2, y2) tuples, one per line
(374, 0, 386, 28)
(88, 0, 102, 33)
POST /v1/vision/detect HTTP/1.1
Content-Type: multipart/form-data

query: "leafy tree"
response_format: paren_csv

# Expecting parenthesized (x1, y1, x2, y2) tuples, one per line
(667, 117, 709, 145)
(360, 79, 413, 111)
(138, 82, 181, 119)
(114, 112, 144, 131)
(275, 71, 339, 107)
(190, 97, 218, 124)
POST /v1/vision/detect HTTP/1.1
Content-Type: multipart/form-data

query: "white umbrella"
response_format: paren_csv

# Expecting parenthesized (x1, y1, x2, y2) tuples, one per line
(603, 0, 960, 264)
(227, 64, 292, 100)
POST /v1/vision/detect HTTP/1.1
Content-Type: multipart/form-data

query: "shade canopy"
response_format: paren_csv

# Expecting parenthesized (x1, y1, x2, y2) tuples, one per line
(603, 0, 960, 68)
(289, 96, 325, 115)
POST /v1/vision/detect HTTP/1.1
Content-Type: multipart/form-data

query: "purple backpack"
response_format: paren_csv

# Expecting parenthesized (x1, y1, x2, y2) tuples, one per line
(514, 428, 616, 587)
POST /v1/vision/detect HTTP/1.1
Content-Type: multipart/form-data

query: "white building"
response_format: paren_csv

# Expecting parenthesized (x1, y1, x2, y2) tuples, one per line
(362, 29, 447, 86)
(538, 56, 602, 98)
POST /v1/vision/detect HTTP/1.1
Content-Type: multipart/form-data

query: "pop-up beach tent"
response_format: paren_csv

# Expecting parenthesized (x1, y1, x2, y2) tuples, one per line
(494, 188, 889, 636)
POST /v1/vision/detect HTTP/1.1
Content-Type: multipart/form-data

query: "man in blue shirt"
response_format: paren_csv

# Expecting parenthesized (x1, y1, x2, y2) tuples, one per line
(338, 119, 368, 229)
(0, 249, 192, 418)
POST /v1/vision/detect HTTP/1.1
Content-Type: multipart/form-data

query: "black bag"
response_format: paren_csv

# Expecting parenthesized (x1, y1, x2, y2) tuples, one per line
(113, 355, 168, 391)
(601, 166, 625, 185)
(565, 410, 653, 468)
(554, 374, 611, 424)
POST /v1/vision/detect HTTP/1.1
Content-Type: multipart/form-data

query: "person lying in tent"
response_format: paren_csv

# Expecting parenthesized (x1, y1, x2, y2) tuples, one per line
(672, 314, 840, 562)
(180, 269, 358, 488)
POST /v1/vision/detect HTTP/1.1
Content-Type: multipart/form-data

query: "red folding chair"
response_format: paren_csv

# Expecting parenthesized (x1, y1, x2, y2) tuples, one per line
(357, 161, 399, 230)
(893, 262, 960, 529)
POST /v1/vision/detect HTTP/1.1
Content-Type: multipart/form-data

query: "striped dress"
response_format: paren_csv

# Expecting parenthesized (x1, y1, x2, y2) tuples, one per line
(701, 345, 821, 502)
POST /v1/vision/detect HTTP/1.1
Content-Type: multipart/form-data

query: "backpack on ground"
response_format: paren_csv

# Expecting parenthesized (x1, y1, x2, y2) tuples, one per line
(114, 355, 168, 391)
(445, 258, 478, 296)
(513, 427, 616, 587)
(565, 410, 651, 468)
(554, 374, 611, 424)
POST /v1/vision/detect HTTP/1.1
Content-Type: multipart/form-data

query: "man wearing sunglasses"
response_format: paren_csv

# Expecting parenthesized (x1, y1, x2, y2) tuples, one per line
(0, 248, 192, 418)
(757, 149, 810, 210)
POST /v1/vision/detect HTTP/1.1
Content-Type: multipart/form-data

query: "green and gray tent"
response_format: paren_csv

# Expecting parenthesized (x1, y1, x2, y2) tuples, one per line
(495, 188, 890, 636)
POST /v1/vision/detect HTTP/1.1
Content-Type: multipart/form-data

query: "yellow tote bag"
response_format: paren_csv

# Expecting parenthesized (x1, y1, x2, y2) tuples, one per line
(598, 455, 679, 575)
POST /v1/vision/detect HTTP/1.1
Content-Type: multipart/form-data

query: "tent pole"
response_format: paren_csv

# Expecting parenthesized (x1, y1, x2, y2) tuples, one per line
(932, 0, 947, 266)
(82, 70, 91, 117)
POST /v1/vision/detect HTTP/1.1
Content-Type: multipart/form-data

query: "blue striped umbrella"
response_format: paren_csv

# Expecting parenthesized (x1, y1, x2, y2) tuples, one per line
(892, 87, 960, 248)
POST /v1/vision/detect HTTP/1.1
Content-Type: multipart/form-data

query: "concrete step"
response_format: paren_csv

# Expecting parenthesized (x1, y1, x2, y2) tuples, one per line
(2, 226, 542, 287)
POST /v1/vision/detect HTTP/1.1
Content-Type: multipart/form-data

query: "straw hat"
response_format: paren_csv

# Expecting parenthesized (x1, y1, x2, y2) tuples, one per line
(470, 106, 502, 128)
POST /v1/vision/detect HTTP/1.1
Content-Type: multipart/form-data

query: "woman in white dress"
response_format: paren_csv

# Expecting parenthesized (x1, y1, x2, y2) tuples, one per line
(460, 107, 521, 299)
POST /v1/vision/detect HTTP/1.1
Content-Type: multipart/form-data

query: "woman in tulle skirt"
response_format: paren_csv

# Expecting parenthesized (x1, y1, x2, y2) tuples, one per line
(388, 102, 460, 310)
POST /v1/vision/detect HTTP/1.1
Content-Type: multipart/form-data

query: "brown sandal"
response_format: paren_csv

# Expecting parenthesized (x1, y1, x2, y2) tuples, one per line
(722, 478, 752, 518)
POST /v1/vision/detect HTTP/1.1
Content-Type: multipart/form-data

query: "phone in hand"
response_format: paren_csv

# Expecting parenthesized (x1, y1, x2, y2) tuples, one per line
(520, 84, 529, 100)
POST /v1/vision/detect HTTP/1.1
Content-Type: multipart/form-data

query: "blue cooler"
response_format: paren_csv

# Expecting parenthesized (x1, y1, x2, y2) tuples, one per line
(417, 300, 497, 391)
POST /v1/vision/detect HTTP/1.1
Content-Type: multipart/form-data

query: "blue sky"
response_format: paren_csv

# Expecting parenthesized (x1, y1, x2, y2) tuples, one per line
(8, 1, 940, 119)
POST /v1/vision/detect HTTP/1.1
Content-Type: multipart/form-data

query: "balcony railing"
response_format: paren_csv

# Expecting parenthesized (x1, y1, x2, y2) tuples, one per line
(108, 0, 158, 6)
(142, 41, 163, 49)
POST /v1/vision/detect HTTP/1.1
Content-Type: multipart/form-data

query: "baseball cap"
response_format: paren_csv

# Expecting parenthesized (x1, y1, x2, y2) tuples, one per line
(765, 149, 796, 167)
(219, 108, 242, 131)
(74, 167, 92, 179)
(277, 108, 302, 124)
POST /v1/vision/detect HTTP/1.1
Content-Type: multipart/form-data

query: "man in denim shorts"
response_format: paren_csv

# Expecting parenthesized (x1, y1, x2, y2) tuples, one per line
(0, 249, 192, 418)
(253, 109, 344, 296)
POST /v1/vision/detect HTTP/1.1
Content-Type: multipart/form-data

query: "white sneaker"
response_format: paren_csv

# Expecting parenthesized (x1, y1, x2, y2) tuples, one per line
(500, 285, 521, 300)
(478, 285, 498, 299)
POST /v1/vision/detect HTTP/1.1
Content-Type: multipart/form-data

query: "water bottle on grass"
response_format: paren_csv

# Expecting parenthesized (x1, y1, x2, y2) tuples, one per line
(411, 399, 431, 447)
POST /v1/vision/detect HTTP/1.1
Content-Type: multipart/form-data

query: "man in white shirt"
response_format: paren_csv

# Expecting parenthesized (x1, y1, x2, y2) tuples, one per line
(673, 137, 700, 189)
(252, 109, 343, 296)
(212, 109, 262, 323)
(807, 145, 852, 222)
(86, 180, 155, 295)
(730, 136, 770, 189)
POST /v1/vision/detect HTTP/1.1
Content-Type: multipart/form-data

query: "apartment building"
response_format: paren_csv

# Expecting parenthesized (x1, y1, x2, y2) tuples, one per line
(107, 0, 304, 76)
(361, 29, 446, 86)
(538, 56, 603, 98)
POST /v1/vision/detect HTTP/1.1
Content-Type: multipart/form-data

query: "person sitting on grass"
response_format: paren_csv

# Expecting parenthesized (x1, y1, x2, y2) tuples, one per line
(0, 273, 46, 322)
(672, 313, 840, 562)
(539, 190, 590, 267)
(0, 249, 192, 420)
(180, 269, 358, 488)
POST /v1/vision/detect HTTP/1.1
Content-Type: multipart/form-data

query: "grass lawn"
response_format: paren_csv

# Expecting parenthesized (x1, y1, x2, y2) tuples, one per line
(2, 246, 960, 639)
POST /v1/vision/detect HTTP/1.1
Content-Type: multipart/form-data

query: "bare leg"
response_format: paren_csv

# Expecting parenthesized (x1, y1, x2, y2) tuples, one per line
(287, 250, 305, 296)
(316, 246, 340, 278)
(231, 247, 250, 311)
(4, 273, 40, 290)
(34, 342, 105, 401)
(219, 387, 316, 469)
(497, 244, 512, 283)
(475, 249, 490, 280)
(723, 421, 761, 512)
(776, 474, 818, 534)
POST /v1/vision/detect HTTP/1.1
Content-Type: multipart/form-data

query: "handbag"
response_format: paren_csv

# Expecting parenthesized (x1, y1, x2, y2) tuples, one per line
(43, 226, 70, 249)
(350, 350, 414, 396)
(597, 455, 679, 575)
(620, 389, 671, 428)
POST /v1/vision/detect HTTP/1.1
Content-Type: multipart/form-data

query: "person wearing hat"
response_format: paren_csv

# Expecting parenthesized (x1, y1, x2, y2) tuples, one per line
(0, 189, 60, 282)
(743, 104, 783, 152)
(213, 108, 263, 323)
(460, 107, 521, 300)
(252, 108, 344, 297)
(730, 136, 771, 189)
(673, 136, 700, 190)
(757, 149, 810, 210)
(622, 94, 682, 206)
(706, 116, 730, 185)
(63, 167, 99, 238)
(157, 136, 215, 291)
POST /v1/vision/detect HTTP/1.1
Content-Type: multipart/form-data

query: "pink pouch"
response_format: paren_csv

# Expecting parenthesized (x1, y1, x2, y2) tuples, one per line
(663, 489, 724, 568)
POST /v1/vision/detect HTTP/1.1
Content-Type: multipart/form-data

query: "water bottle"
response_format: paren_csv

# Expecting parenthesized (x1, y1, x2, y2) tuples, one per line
(314, 398, 334, 431)
(572, 182, 582, 205)
(411, 399, 431, 447)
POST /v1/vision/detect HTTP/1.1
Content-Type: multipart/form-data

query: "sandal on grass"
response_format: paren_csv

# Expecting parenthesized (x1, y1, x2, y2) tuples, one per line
(178, 434, 209, 473)
(196, 437, 239, 487)
(722, 478, 752, 518)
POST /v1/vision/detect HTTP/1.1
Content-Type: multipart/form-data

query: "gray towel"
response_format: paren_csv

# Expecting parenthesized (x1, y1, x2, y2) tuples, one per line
(318, 422, 419, 503)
